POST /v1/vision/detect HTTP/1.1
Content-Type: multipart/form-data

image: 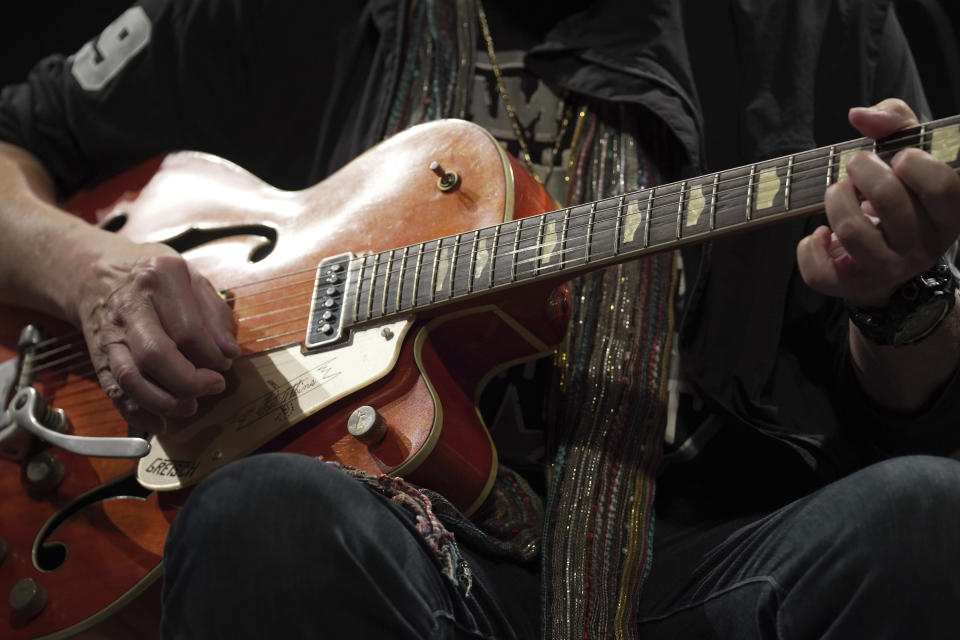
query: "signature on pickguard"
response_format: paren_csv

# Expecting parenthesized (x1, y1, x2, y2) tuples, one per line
(227, 358, 341, 429)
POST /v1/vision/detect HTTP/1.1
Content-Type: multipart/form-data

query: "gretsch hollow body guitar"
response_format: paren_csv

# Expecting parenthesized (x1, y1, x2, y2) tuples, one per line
(2, 116, 959, 638)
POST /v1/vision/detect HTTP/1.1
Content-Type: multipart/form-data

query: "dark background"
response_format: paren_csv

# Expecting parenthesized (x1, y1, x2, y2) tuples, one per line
(1, 1, 958, 120)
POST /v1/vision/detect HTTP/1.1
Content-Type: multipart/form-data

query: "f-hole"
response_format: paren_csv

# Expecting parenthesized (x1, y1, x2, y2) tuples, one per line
(163, 225, 279, 263)
(33, 473, 151, 572)
(99, 213, 277, 263)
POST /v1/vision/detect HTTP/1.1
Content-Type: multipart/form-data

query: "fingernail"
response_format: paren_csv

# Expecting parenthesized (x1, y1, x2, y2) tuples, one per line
(222, 331, 242, 358)
(208, 376, 227, 395)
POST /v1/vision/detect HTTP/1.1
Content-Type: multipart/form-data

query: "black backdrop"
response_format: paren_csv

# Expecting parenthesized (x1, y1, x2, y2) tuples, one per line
(1, 2, 958, 123)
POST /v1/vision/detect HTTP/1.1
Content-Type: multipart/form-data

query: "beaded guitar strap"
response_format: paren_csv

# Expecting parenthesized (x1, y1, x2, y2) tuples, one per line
(543, 105, 676, 639)
(380, 2, 677, 638)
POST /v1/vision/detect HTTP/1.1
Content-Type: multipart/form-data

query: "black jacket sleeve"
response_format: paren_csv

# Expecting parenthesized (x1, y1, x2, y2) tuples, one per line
(0, 0, 366, 195)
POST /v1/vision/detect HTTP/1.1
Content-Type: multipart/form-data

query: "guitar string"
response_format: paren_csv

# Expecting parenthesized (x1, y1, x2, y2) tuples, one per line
(31, 125, 953, 331)
(338, 135, 936, 289)
(300, 127, 950, 301)
(20, 128, 953, 370)
(23, 128, 948, 373)
(211, 125, 954, 307)
(19, 166, 912, 383)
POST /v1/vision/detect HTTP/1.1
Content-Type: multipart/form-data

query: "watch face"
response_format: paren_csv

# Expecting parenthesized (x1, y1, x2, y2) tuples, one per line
(896, 300, 950, 345)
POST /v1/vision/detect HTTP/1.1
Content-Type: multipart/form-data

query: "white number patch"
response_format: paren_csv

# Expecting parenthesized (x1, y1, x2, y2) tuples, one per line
(71, 7, 151, 91)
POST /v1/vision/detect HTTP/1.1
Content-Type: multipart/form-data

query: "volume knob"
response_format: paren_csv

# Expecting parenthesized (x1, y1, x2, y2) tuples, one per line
(347, 406, 387, 445)
(25, 452, 65, 491)
(9, 578, 47, 619)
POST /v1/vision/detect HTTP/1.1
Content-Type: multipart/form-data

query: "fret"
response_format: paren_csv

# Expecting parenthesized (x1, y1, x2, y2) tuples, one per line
(790, 147, 830, 212)
(558, 204, 594, 269)
(614, 195, 625, 256)
(471, 226, 498, 293)
(411, 244, 427, 309)
(745, 165, 756, 221)
(448, 233, 462, 299)
(590, 197, 619, 262)
(395, 246, 410, 313)
(826, 145, 836, 186)
(488, 223, 502, 290)
(752, 159, 785, 220)
(927, 121, 958, 164)
(920, 123, 928, 154)
(929, 120, 960, 167)
(415, 241, 443, 307)
(429, 239, 442, 304)
(675, 180, 687, 240)
(518, 217, 543, 283)
(511, 221, 522, 283)
(365, 252, 381, 321)
(428, 237, 454, 302)
(584, 202, 597, 263)
(352, 255, 367, 322)
(713, 166, 752, 231)
(492, 220, 521, 288)
(681, 176, 711, 238)
(467, 229, 480, 294)
(536, 209, 567, 276)
(648, 182, 683, 248)
(618, 196, 643, 253)
(709, 172, 719, 230)
(784, 156, 794, 211)
(379, 249, 392, 317)
(561, 207, 572, 268)
(535, 216, 546, 276)
(643, 187, 654, 248)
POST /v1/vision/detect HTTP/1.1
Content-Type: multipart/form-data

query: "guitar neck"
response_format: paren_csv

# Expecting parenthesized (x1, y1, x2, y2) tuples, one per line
(340, 115, 960, 326)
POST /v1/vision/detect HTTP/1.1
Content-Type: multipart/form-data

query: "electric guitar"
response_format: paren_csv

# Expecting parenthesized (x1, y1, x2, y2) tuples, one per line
(1, 115, 959, 639)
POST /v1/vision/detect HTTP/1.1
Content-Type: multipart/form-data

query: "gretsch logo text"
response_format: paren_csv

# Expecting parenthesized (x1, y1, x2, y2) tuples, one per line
(145, 457, 200, 478)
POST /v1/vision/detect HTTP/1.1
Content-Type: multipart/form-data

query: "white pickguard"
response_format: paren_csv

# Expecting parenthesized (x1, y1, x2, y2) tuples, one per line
(136, 318, 413, 490)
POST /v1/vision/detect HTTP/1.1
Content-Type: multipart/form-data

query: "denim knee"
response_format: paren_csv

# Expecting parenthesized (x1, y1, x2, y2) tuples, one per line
(840, 455, 960, 561)
(776, 455, 960, 639)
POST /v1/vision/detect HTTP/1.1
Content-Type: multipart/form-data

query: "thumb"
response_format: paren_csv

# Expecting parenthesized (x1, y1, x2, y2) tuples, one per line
(848, 98, 920, 140)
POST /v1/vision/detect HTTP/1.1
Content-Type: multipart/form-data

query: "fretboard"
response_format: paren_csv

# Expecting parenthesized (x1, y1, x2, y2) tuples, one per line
(341, 115, 960, 325)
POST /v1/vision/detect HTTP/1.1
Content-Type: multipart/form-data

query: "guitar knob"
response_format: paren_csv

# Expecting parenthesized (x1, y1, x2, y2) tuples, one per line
(25, 452, 65, 491)
(9, 578, 47, 620)
(347, 406, 387, 445)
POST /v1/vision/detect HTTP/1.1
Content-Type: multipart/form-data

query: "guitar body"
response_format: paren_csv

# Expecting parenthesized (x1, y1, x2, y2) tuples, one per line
(0, 120, 564, 638)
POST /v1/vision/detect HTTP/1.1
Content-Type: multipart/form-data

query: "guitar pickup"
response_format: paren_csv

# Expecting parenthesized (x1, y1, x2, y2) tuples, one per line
(305, 253, 354, 350)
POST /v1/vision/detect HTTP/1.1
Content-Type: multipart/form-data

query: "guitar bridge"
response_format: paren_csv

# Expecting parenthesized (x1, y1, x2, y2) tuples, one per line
(305, 252, 354, 350)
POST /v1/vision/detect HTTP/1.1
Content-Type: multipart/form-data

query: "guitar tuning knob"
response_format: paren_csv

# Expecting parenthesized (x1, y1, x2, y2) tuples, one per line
(347, 406, 387, 445)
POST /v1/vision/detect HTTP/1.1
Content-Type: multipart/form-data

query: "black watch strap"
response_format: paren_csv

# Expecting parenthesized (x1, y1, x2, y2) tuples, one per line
(847, 259, 957, 347)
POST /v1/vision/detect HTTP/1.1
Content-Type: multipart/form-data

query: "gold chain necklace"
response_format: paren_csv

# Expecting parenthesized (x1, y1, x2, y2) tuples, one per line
(475, 0, 572, 186)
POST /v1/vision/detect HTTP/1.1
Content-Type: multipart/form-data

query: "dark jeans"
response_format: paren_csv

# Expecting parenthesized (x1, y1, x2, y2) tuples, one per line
(162, 453, 960, 639)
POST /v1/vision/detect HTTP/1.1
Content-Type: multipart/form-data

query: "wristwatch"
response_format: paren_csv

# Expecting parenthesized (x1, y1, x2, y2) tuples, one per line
(847, 258, 958, 347)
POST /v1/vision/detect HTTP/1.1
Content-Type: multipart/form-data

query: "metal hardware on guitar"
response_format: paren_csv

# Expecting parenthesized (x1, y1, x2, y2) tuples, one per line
(10, 387, 150, 459)
(2, 324, 151, 460)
